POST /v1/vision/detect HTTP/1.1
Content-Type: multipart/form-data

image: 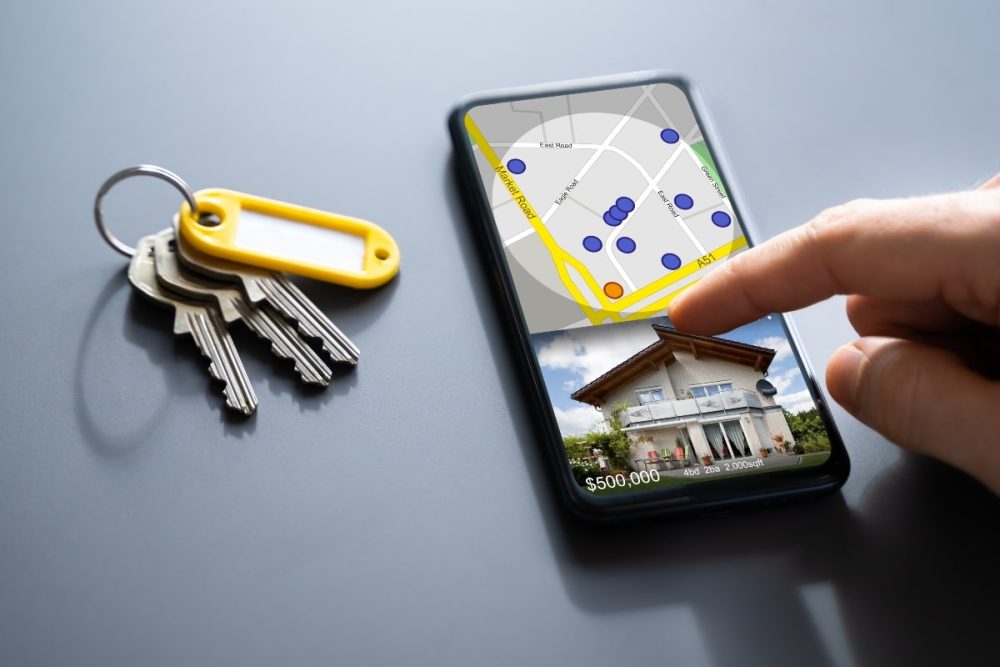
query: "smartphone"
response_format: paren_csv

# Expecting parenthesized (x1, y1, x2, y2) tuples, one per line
(449, 72, 849, 520)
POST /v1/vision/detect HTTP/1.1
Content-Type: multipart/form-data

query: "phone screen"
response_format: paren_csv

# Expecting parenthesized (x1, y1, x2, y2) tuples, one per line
(463, 81, 836, 498)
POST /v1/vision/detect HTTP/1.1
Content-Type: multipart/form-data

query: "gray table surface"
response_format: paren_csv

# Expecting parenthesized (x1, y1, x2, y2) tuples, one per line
(2, 2, 998, 665)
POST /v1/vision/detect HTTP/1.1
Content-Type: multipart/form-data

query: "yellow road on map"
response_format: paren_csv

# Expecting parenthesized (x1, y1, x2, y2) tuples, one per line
(465, 114, 747, 326)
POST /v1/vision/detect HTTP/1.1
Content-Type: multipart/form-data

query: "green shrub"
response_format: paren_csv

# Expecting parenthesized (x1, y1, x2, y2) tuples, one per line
(785, 408, 829, 442)
(793, 444, 806, 455)
(561, 403, 634, 477)
(800, 432, 831, 453)
(563, 435, 592, 461)
(568, 458, 601, 485)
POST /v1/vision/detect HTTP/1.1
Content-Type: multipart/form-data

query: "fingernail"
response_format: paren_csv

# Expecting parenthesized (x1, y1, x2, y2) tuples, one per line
(828, 344, 867, 414)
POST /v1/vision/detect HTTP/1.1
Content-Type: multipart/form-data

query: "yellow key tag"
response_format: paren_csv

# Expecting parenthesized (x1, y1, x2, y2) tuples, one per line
(177, 188, 399, 288)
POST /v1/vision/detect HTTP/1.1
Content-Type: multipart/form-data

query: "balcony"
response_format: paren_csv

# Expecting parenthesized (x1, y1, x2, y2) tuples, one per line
(622, 390, 763, 428)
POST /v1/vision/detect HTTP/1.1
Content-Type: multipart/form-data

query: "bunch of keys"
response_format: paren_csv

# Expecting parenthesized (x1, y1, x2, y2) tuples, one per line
(94, 165, 400, 416)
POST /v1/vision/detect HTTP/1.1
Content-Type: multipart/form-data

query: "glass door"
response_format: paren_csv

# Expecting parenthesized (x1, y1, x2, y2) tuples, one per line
(723, 420, 751, 457)
(703, 420, 753, 459)
(702, 423, 730, 459)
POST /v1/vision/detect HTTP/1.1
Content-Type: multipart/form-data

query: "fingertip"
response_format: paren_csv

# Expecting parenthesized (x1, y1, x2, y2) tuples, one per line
(826, 342, 867, 415)
(669, 285, 719, 335)
(668, 290, 695, 330)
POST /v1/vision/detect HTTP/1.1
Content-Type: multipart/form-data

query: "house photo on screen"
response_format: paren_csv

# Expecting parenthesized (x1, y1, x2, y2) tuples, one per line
(531, 315, 833, 493)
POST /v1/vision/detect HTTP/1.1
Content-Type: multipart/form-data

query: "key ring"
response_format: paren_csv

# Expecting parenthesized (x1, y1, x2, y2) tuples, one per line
(94, 164, 198, 257)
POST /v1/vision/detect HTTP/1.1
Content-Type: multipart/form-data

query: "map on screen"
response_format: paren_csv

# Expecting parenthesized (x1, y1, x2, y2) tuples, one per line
(465, 83, 747, 333)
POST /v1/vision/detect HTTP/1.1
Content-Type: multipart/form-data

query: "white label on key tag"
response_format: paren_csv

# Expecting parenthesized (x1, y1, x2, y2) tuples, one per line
(232, 210, 367, 272)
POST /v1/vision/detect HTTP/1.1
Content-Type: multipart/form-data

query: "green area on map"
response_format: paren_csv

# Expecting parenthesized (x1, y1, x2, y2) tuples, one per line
(689, 141, 728, 198)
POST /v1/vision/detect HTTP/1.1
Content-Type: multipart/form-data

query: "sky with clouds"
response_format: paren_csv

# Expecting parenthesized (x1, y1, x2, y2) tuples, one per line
(531, 315, 817, 437)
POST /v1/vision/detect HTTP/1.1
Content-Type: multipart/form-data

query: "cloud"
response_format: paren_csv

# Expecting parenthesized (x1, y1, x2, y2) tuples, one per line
(562, 379, 580, 391)
(536, 335, 585, 371)
(754, 335, 792, 362)
(536, 320, 662, 386)
(553, 405, 606, 436)
(775, 388, 816, 414)
(768, 366, 802, 394)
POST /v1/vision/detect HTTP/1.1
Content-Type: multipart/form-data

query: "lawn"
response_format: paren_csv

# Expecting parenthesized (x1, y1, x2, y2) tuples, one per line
(799, 452, 831, 466)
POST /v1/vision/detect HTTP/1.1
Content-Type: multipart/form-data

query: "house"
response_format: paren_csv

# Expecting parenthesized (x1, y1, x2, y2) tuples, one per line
(570, 324, 796, 470)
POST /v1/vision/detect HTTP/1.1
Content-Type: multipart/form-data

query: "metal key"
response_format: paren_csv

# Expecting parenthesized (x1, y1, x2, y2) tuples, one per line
(171, 218, 360, 365)
(129, 236, 258, 415)
(150, 230, 333, 387)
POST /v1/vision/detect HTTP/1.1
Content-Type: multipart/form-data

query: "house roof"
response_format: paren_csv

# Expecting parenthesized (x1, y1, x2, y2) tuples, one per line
(569, 325, 778, 407)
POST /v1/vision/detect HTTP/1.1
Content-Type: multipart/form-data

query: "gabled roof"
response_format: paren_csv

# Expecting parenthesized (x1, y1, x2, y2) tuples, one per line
(570, 325, 777, 407)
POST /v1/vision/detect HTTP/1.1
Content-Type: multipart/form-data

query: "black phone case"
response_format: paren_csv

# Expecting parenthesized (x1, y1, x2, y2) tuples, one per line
(448, 71, 849, 521)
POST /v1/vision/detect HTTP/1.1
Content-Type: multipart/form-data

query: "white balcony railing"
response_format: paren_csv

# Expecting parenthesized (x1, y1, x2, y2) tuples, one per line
(622, 389, 763, 427)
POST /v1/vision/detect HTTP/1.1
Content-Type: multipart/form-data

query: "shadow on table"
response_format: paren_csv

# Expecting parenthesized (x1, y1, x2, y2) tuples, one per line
(74, 267, 398, 454)
(73, 268, 179, 456)
(444, 155, 998, 667)
(546, 458, 997, 666)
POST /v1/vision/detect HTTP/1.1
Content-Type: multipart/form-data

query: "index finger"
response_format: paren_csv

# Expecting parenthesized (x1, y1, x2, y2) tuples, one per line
(669, 190, 1000, 334)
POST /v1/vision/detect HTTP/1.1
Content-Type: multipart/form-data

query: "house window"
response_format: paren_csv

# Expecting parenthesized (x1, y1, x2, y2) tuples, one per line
(689, 382, 734, 398)
(636, 387, 665, 405)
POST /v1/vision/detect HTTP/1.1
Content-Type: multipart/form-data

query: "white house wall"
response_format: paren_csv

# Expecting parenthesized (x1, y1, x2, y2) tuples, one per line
(666, 350, 772, 402)
(602, 362, 675, 409)
(765, 409, 796, 445)
(740, 414, 764, 455)
(601, 352, 778, 411)
(687, 422, 712, 461)
(751, 415, 774, 452)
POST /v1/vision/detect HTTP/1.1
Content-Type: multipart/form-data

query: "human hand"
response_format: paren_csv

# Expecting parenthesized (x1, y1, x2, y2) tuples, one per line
(670, 174, 1000, 494)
